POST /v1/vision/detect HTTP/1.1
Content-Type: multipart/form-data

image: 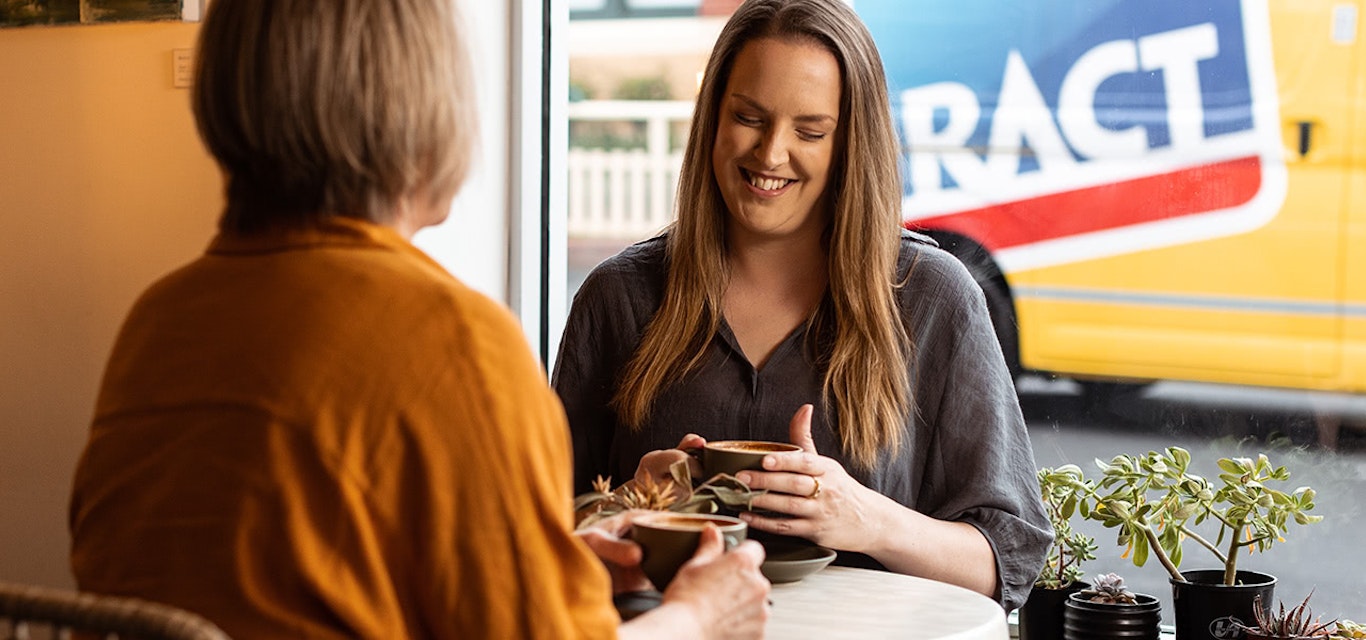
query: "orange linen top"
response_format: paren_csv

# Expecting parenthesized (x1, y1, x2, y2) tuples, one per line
(70, 218, 618, 639)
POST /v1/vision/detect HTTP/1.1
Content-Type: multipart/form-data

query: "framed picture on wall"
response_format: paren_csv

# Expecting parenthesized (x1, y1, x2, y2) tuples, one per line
(0, 0, 202, 28)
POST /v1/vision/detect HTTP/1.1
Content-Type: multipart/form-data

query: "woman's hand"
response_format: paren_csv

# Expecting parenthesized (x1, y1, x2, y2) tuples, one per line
(575, 511, 652, 594)
(658, 525, 770, 640)
(633, 433, 706, 491)
(734, 404, 900, 554)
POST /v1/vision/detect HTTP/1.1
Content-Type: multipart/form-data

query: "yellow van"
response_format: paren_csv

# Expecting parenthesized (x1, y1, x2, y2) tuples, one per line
(859, 0, 1365, 393)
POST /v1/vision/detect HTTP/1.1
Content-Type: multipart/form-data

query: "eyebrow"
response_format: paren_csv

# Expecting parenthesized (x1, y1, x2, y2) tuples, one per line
(731, 93, 837, 126)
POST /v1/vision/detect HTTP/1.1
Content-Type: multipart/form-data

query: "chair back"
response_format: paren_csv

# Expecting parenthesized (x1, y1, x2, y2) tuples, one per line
(0, 581, 230, 640)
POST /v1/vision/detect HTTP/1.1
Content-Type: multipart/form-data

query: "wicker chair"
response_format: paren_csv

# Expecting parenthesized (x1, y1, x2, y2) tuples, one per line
(0, 581, 231, 640)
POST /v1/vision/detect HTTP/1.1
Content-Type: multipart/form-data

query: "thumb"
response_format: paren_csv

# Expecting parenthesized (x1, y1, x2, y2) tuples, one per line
(688, 524, 725, 564)
(789, 403, 817, 454)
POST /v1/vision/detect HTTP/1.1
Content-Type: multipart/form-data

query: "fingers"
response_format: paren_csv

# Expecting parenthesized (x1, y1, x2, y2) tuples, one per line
(737, 469, 821, 500)
(760, 450, 824, 476)
(587, 510, 635, 537)
(728, 538, 767, 568)
(739, 508, 812, 538)
(788, 404, 817, 454)
(634, 449, 693, 487)
(686, 524, 726, 567)
(578, 528, 643, 567)
(676, 433, 707, 449)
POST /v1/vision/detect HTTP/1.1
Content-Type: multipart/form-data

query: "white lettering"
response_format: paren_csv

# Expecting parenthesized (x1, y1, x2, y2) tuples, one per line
(900, 82, 985, 194)
(898, 23, 1220, 195)
(987, 50, 1078, 181)
(1139, 23, 1219, 150)
(1059, 39, 1148, 159)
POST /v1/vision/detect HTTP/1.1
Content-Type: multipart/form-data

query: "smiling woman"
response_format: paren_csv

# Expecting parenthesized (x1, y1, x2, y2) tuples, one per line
(557, 0, 1366, 628)
(554, 0, 1051, 612)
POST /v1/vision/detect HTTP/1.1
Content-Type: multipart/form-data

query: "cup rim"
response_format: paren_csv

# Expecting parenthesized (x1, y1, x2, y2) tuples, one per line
(630, 512, 747, 531)
(703, 440, 802, 453)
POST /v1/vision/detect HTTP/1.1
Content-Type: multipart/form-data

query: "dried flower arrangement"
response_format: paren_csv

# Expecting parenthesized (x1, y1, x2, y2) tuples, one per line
(574, 461, 766, 529)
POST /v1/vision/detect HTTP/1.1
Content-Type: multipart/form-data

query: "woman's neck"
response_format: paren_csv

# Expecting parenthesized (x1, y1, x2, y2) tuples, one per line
(721, 227, 829, 370)
(725, 228, 828, 297)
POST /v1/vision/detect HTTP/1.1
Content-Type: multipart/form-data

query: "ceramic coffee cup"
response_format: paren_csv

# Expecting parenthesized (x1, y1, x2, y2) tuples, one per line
(630, 512, 747, 590)
(700, 440, 802, 479)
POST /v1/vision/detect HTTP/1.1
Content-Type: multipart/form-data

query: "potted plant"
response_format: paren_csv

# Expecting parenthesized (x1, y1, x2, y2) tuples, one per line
(1088, 447, 1323, 640)
(1235, 592, 1334, 639)
(1019, 465, 1099, 640)
(1330, 620, 1366, 639)
(1063, 572, 1162, 640)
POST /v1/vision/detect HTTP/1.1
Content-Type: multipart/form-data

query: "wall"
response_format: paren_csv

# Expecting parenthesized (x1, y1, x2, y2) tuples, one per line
(0, 4, 515, 589)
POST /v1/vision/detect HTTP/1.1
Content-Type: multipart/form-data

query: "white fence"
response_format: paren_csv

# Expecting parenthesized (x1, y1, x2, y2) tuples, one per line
(567, 100, 694, 239)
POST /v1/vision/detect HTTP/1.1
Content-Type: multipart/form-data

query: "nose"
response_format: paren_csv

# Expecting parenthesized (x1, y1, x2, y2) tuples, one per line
(753, 127, 789, 169)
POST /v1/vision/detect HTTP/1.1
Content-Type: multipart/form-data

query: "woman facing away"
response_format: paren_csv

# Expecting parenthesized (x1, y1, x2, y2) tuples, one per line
(554, 0, 1051, 611)
(68, 0, 770, 638)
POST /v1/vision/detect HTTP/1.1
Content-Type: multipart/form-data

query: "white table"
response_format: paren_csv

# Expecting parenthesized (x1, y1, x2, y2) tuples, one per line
(765, 566, 1008, 639)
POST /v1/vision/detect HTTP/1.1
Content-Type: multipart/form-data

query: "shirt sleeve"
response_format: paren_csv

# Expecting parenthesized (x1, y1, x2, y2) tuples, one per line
(903, 245, 1053, 611)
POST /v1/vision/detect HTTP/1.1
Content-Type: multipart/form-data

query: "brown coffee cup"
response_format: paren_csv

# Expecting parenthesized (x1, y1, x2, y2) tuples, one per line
(700, 440, 802, 479)
(630, 512, 747, 590)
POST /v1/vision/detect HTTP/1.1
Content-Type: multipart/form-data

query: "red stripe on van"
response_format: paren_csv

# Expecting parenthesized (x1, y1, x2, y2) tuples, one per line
(908, 155, 1263, 251)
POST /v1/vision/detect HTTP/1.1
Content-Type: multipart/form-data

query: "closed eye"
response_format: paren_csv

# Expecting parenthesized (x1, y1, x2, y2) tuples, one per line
(797, 129, 827, 141)
(734, 113, 763, 127)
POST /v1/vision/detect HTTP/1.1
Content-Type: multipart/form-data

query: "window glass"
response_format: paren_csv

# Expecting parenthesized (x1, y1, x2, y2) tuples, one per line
(562, 0, 1365, 627)
(567, 0, 608, 10)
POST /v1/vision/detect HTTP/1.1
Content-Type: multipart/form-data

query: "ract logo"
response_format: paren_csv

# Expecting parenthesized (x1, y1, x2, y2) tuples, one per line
(857, 0, 1287, 272)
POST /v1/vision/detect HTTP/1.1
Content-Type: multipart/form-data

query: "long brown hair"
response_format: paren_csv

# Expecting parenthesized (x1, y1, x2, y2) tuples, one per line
(612, 0, 910, 469)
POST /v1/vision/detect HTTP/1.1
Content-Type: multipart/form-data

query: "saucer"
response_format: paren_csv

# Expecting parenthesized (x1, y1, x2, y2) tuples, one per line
(755, 534, 837, 584)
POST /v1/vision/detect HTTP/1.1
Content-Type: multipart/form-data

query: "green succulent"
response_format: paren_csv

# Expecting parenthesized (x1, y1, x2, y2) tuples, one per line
(1078, 572, 1137, 604)
(1088, 447, 1323, 585)
(1331, 620, 1366, 639)
(1035, 465, 1098, 589)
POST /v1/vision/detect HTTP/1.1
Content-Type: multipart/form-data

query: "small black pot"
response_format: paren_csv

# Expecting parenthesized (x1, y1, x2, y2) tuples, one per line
(1018, 582, 1089, 640)
(1170, 569, 1277, 640)
(1063, 591, 1162, 640)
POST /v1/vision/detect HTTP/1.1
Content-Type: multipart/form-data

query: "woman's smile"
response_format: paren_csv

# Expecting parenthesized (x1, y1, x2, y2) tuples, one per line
(741, 168, 797, 195)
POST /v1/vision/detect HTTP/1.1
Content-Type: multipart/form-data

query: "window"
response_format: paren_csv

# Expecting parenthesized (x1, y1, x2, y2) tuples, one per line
(552, 0, 1366, 626)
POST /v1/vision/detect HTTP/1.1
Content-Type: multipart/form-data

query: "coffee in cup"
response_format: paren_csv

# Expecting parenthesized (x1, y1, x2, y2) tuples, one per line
(701, 440, 802, 479)
(630, 512, 747, 590)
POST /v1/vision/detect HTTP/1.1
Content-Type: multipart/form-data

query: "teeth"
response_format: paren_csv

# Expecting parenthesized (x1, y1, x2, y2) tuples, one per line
(747, 174, 791, 191)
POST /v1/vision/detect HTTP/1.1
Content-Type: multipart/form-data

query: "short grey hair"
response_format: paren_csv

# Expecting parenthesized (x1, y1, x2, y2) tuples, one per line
(192, 0, 476, 233)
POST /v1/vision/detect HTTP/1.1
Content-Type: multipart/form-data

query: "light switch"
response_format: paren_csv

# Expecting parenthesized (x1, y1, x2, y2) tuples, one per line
(172, 49, 193, 89)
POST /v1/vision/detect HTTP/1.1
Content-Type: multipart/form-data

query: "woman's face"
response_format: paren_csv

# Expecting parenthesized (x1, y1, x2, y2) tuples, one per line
(712, 37, 842, 244)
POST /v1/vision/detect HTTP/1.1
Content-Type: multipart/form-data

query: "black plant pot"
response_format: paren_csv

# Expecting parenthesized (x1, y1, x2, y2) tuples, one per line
(1170, 569, 1276, 640)
(1019, 582, 1089, 640)
(1063, 591, 1162, 640)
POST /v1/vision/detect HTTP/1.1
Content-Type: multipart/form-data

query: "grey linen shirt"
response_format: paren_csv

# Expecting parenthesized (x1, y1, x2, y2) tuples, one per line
(552, 231, 1051, 610)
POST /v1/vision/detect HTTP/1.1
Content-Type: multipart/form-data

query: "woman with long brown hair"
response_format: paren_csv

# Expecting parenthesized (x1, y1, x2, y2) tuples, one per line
(555, 0, 1050, 610)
